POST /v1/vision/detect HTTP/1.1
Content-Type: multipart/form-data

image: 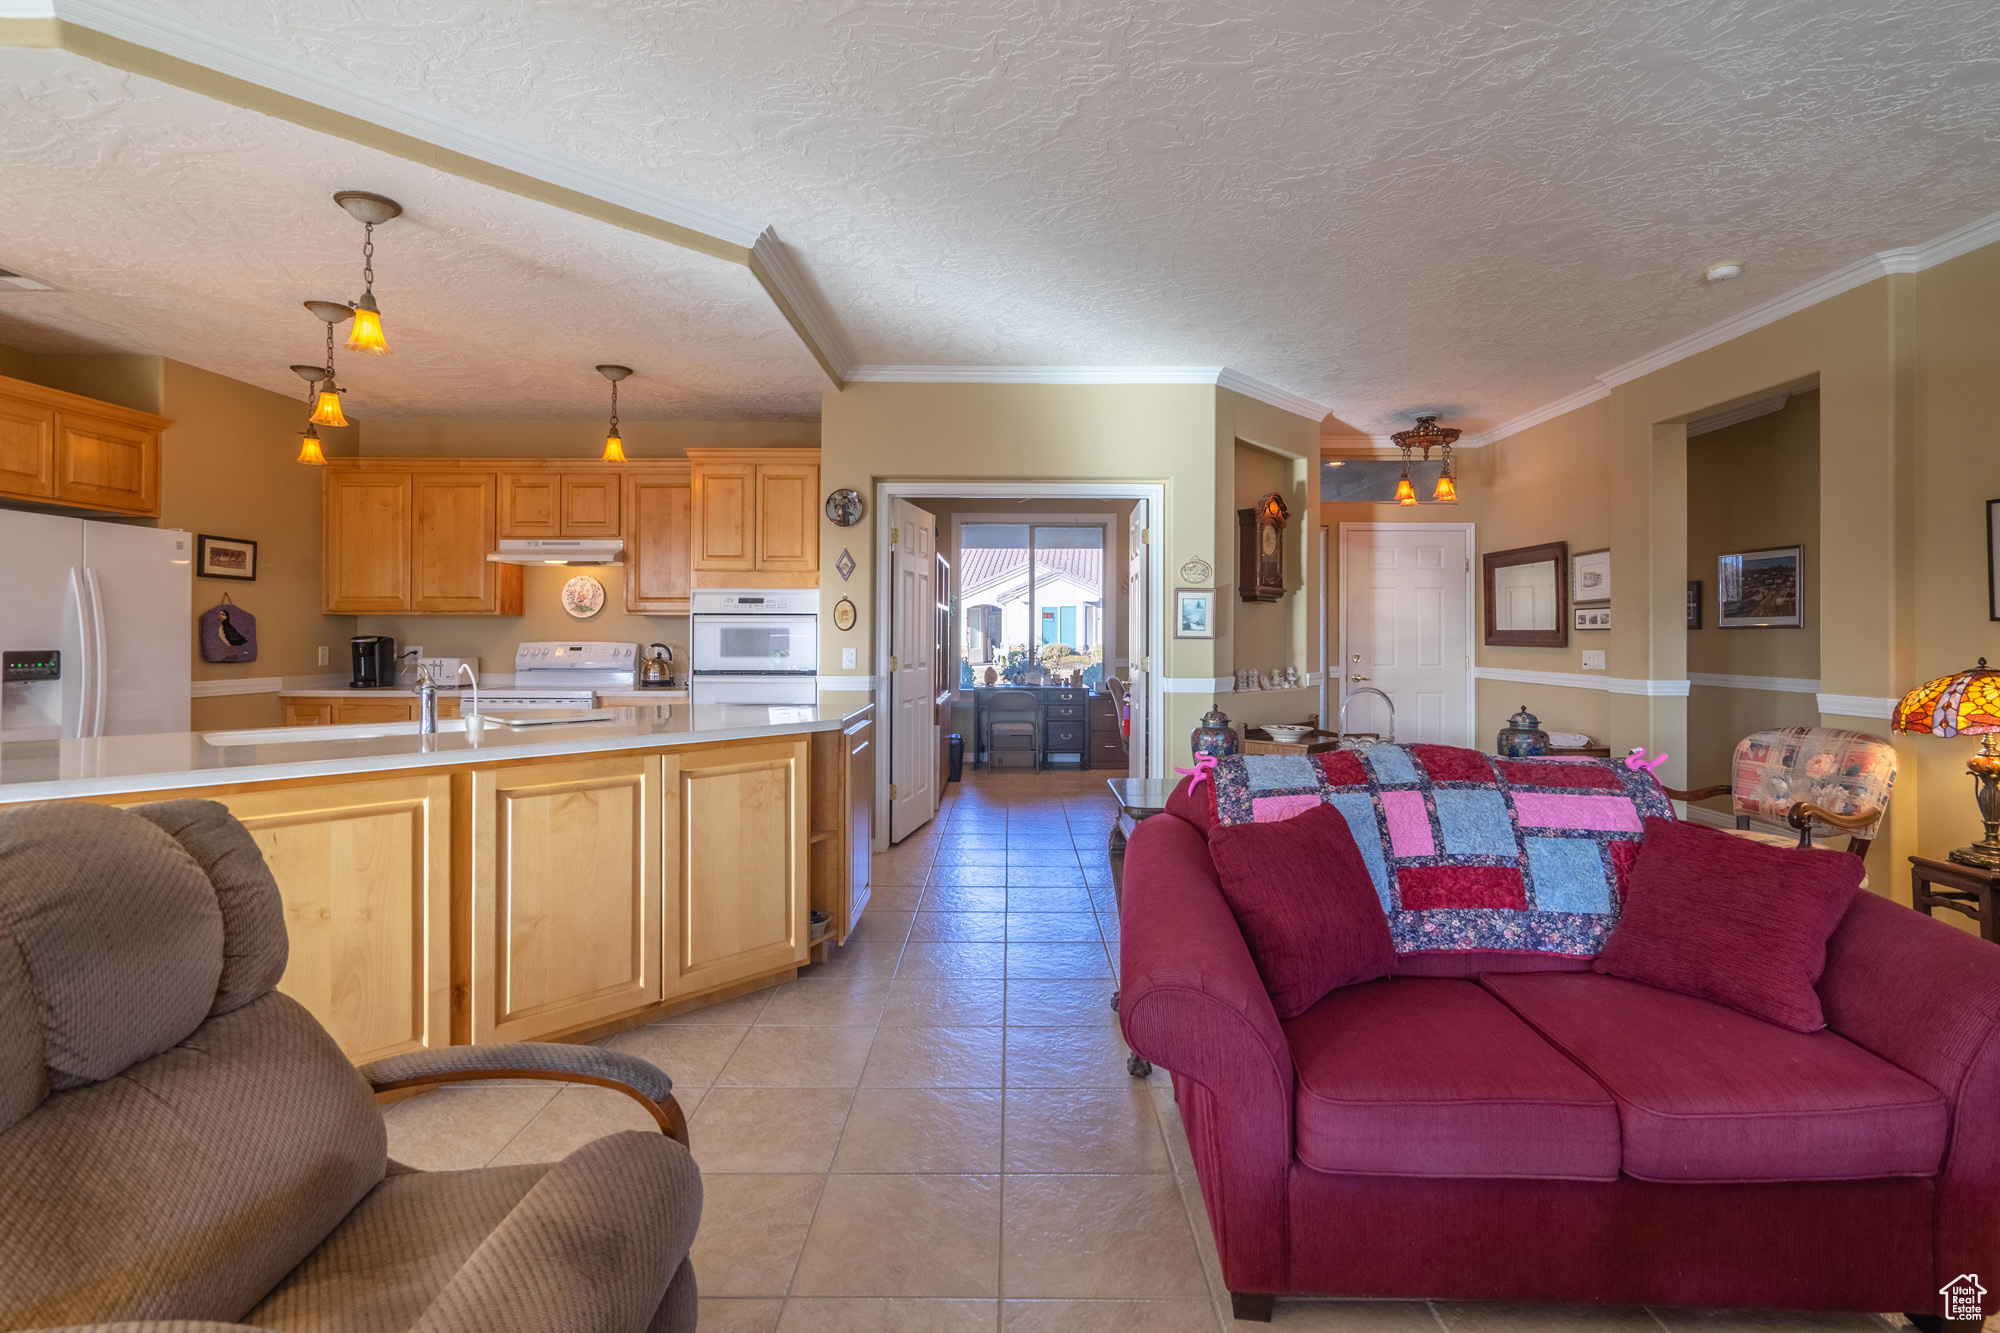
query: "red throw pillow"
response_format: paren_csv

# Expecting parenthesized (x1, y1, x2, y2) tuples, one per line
(1206, 801, 1394, 1018)
(1164, 774, 1218, 837)
(1594, 817, 1865, 1032)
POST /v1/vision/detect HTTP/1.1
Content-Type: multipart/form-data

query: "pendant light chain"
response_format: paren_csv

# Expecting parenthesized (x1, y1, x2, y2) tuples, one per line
(325, 320, 337, 380)
(609, 378, 620, 436)
(361, 222, 375, 296)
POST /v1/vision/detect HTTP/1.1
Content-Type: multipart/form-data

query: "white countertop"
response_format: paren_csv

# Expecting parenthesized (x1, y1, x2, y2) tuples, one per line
(0, 698, 872, 805)
(277, 684, 690, 700)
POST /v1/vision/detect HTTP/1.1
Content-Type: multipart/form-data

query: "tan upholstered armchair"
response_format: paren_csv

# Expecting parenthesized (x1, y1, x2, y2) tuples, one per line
(0, 800, 700, 1333)
(1665, 725, 1899, 863)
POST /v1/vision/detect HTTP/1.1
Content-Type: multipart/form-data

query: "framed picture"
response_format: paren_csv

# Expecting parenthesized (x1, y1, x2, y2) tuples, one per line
(1988, 501, 2000, 620)
(1483, 541, 1568, 647)
(1686, 580, 1702, 630)
(196, 534, 257, 581)
(1574, 605, 1611, 631)
(1571, 547, 1611, 604)
(1718, 545, 1804, 628)
(1174, 587, 1215, 639)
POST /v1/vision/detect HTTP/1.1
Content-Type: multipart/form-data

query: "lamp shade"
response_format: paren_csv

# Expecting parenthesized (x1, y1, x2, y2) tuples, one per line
(1893, 659, 2000, 736)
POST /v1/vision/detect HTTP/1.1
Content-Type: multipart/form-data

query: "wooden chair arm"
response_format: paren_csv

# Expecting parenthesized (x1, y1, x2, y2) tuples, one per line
(1787, 802, 1882, 834)
(370, 1068, 690, 1147)
(1663, 783, 1733, 803)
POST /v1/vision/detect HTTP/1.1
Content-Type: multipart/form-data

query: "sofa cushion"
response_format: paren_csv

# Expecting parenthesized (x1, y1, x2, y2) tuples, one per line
(1208, 802, 1395, 1018)
(1595, 816, 1863, 1031)
(1285, 977, 1622, 1180)
(1483, 971, 1947, 1183)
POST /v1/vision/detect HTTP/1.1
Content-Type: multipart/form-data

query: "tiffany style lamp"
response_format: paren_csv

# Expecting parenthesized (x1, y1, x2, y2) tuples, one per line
(1894, 658, 2000, 868)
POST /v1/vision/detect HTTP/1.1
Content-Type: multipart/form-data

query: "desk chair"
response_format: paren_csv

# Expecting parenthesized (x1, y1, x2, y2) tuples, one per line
(982, 688, 1044, 771)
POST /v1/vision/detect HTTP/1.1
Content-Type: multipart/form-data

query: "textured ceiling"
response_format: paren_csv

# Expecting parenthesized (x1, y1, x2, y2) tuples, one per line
(0, 49, 826, 419)
(9, 3, 2000, 433)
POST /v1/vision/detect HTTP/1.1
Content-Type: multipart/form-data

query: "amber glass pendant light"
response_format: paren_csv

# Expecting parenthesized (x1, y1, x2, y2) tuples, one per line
(289, 364, 329, 464)
(302, 303, 352, 427)
(334, 192, 401, 355)
(1390, 414, 1462, 506)
(598, 365, 633, 462)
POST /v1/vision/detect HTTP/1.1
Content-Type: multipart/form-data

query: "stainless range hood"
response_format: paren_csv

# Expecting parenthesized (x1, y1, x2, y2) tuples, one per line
(486, 538, 625, 565)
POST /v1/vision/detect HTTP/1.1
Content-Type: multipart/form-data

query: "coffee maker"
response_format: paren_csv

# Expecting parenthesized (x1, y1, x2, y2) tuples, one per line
(350, 636, 398, 688)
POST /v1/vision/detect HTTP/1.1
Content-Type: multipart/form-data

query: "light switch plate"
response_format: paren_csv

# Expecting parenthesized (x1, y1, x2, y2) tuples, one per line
(1582, 650, 1605, 671)
(842, 647, 857, 669)
(316, 645, 328, 667)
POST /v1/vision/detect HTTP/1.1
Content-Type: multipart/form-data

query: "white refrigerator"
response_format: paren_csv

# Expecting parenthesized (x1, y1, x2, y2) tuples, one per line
(0, 510, 192, 741)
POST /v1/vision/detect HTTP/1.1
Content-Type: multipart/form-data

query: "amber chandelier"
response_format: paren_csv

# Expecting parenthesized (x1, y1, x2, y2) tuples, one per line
(1392, 414, 1460, 505)
(334, 191, 402, 355)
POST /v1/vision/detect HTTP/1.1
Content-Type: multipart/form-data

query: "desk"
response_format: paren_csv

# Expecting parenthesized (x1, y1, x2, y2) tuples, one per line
(1912, 855, 1999, 942)
(971, 685, 1101, 768)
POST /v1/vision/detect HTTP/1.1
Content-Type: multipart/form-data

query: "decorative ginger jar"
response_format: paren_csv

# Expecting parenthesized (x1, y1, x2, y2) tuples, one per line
(1192, 707, 1240, 760)
(1497, 704, 1551, 758)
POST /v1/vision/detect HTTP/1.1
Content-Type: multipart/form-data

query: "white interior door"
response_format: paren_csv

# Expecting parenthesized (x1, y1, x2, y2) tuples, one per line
(890, 499, 937, 842)
(1339, 525, 1471, 745)
(1126, 501, 1149, 781)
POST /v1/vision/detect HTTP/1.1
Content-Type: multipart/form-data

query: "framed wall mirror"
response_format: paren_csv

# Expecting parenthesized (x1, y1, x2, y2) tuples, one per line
(1484, 541, 1569, 647)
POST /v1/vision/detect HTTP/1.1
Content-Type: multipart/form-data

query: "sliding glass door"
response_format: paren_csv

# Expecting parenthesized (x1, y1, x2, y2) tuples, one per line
(959, 521, 1107, 688)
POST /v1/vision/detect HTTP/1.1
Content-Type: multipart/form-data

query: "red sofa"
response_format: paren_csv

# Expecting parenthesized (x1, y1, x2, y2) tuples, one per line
(1118, 810, 2000, 1325)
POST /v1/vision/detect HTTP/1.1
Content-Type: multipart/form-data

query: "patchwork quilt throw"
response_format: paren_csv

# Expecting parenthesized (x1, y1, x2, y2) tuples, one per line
(1206, 744, 1673, 958)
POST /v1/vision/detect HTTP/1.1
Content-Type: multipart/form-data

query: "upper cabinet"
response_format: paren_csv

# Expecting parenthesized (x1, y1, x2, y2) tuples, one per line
(625, 462, 693, 614)
(324, 461, 521, 615)
(0, 374, 168, 516)
(688, 449, 820, 588)
(497, 469, 622, 539)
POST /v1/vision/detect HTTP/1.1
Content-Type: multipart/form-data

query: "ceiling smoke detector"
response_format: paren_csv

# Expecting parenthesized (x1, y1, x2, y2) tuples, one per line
(0, 267, 58, 292)
(1703, 261, 1744, 283)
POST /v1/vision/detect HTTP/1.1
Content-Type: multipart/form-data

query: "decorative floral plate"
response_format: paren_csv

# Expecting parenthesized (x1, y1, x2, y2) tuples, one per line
(561, 574, 606, 619)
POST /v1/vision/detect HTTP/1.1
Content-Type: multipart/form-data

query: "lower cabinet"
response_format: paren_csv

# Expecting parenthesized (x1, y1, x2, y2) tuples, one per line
(469, 754, 665, 1043)
(668, 738, 810, 994)
(165, 774, 454, 1063)
(810, 711, 874, 943)
(280, 696, 460, 726)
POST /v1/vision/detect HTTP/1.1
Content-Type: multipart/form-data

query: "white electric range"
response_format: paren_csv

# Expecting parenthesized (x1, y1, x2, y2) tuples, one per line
(478, 641, 640, 710)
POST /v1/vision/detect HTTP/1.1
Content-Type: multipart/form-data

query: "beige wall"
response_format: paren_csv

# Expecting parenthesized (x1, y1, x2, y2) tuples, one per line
(1684, 390, 1822, 804)
(356, 562, 688, 676)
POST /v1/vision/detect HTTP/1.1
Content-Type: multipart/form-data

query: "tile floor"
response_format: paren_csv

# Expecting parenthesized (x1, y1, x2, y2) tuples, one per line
(383, 768, 1908, 1333)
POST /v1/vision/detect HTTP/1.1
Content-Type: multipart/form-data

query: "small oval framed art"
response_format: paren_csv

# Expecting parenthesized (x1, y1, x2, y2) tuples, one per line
(561, 575, 606, 619)
(832, 598, 858, 632)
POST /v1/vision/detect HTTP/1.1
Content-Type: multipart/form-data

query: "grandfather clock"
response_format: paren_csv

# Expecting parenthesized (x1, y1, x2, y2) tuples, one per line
(1237, 492, 1288, 602)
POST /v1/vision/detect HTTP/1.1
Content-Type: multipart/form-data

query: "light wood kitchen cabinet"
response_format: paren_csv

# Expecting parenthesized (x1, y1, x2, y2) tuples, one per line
(412, 473, 504, 613)
(624, 464, 693, 613)
(142, 774, 454, 1063)
(666, 738, 810, 995)
(323, 462, 521, 615)
(688, 448, 820, 587)
(497, 470, 622, 539)
(0, 374, 168, 516)
(469, 753, 665, 1042)
(810, 709, 874, 944)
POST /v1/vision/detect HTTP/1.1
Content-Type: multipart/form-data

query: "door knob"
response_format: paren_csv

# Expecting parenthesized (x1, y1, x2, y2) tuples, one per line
(1350, 674, 1370, 683)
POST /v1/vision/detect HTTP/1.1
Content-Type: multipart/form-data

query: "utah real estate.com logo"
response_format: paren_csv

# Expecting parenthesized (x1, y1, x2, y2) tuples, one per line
(1940, 1273, 1985, 1322)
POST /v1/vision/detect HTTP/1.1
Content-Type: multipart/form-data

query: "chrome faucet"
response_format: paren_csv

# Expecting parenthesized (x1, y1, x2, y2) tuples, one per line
(414, 661, 439, 735)
(457, 662, 480, 724)
(1338, 685, 1396, 744)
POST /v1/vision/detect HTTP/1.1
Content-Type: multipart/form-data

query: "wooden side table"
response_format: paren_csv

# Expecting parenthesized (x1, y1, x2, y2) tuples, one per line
(1105, 776, 1174, 1080)
(1911, 855, 1999, 942)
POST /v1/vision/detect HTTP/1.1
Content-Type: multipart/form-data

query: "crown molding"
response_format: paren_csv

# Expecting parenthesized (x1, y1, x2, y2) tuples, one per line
(1475, 204, 2000, 447)
(4, 0, 854, 388)
(749, 229, 851, 385)
(1685, 395, 1789, 437)
(1458, 382, 1611, 448)
(846, 365, 1226, 385)
(1215, 366, 1334, 424)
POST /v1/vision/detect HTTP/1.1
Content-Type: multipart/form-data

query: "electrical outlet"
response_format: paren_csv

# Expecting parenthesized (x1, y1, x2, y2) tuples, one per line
(316, 645, 329, 667)
(404, 645, 423, 661)
(1582, 650, 1605, 671)
(842, 647, 857, 670)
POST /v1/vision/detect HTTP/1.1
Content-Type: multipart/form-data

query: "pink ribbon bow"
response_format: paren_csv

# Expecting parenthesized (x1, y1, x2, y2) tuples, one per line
(1174, 754, 1220, 789)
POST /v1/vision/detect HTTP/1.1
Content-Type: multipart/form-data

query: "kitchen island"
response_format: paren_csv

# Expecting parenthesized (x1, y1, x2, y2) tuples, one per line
(0, 697, 873, 1063)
